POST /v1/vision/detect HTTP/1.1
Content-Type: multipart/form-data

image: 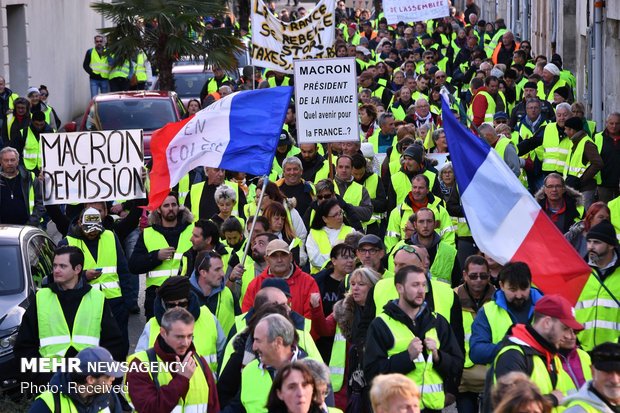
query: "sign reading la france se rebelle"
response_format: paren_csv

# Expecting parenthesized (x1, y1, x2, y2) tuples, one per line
(251, 0, 336, 74)
(295, 57, 359, 144)
(383, 0, 449, 24)
(41, 130, 146, 205)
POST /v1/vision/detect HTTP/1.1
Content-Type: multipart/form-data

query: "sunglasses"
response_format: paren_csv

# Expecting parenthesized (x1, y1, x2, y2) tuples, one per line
(396, 244, 422, 262)
(467, 273, 490, 280)
(316, 194, 333, 201)
(165, 299, 189, 308)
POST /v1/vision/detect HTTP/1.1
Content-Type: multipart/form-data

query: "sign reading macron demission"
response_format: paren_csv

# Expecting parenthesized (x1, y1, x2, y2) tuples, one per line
(294, 57, 359, 144)
(41, 129, 146, 205)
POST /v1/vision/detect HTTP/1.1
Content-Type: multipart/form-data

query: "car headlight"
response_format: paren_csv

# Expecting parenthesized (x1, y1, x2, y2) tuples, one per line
(0, 328, 18, 356)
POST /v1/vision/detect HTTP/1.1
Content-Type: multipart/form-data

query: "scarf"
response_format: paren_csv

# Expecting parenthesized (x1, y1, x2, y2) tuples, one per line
(407, 193, 428, 212)
(546, 198, 566, 222)
(510, 324, 556, 373)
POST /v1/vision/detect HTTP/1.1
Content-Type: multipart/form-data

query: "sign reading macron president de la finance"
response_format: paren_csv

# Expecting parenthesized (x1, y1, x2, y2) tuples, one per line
(294, 57, 359, 144)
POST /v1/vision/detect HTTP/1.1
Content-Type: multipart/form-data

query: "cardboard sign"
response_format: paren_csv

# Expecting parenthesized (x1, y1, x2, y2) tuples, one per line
(295, 57, 359, 144)
(41, 130, 146, 205)
(251, 0, 336, 73)
(383, 0, 450, 24)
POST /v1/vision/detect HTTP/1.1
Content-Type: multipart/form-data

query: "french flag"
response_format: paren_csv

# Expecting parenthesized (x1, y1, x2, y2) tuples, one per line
(441, 97, 591, 304)
(147, 87, 293, 210)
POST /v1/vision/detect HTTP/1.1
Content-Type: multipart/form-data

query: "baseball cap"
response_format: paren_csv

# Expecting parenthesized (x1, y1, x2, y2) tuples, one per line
(261, 278, 292, 297)
(590, 342, 620, 372)
(76, 347, 124, 378)
(358, 234, 384, 250)
(355, 46, 371, 56)
(493, 112, 508, 121)
(534, 295, 584, 331)
(266, 239, 291, 257)
(81, 207, 104, 234)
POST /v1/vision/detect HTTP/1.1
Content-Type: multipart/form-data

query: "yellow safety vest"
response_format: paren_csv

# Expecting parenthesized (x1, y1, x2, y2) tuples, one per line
(90, 48, 109, 79)
(109, 58, 131, 79)
(143, 225, 195, 287)
(67, 231, 121, 299)
(389, 169, 438, 207)
(541, 123, 572, 173)
(462, 309, 476, 368)
(189, 180, 240, 222)
(134, 52, 148, 82)
(360, 173, 384, 226)
(377, 313, 445, 410)
(23, 127, 42, 172)
(329, 327, 347, 392)
(128, 350, 210, 412)
(563, 136, 597, 182)
(537, 78, 569, 103)
(37, 391, 111, 412)
(240, 359, 275, 413)
(213, 287, 236, 336)
(429, 241, 457, 284)
(146, 306, 219, 373)
(334, 181, 363, 207)
(309, 226, 353, 274)
(267, 76, 291, 87)
(482, 301, 516, 345)
(36, 288, 104, 358)
(468, 91, 496, 124)
(575, 268, 620, 351)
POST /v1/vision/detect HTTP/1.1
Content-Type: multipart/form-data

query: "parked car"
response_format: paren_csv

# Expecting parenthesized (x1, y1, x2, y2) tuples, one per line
(154, 64, 215, 107)
(0, 226, 56, 391)
(62, 91, 187, 158)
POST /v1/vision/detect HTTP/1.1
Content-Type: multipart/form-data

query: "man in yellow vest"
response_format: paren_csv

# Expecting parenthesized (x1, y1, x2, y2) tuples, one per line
(82, 35, 109, 97)
(469, 262, 543, 366)
(0, 76, 20, 130)
(297, 143, 331, 183)
(578, 220, 620, 350)
(14, 246, 124, 386)
(0, 146, 44, 226)
(351, 153, 387, 236)
(134, 276, 224, 374)
(126, 307, 219, 412)
(22, 111, 53, 174)
(455, 255, 496, 413)
(129, 192, 194, 319)
(469, 76, 500, 128)
(364, 265, 464, 412)
(31, 346, 124, 412)
(226, 313, 311, 412)
(563, 116, 603, 211)
(489, 295, 585, 410)
(1, 97, 30, 157)
(179, 218, 230, 277)
(334, 155, 373, 224)
(478, 123, 521, 177)
(190, 250, 240, 337)
(61, 207, 132, 357)
(411, 208, 461, 287)
(199, 65, 233, 103)
(563, 342, 620, 412)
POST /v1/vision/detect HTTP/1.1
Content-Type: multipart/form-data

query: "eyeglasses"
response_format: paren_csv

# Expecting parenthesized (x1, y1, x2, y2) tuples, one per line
(357, 247, 380, 255)
(165, 299, 189, 308)
(467, 273, 490, 280)
(544, 184, 563, 190)
(396, 244, 422, 262)
(327, 210, 344, 218)
(495, 119, 507, 124)
(316, 193, 333, 201)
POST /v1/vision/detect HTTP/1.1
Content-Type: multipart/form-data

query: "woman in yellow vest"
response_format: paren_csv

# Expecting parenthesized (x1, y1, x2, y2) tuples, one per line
(301, 358, 345, 412)
(211, 184, 244, 236)
(263, 201, 306, 267)
(306, 199, 355, 274)
(38, 85, 62, 130)
(265, 362, 324, 413)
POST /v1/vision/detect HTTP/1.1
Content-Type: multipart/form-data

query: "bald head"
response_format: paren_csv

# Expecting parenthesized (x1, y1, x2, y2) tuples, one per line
(393, 245, 429, 273)
(254, 287, 288, 311)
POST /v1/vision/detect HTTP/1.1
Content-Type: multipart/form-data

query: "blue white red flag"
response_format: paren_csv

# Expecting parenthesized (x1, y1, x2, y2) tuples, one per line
(148, 87, 293, 210)
(441, 97, 590, 304)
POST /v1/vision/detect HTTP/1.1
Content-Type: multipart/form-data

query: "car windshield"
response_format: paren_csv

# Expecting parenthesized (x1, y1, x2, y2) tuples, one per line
(174, 72, 213, 98)
(0, 245, 23, 296)
(94, 99, 177, 132)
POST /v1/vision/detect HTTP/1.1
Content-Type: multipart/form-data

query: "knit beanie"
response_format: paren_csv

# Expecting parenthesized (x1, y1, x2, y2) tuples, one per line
(564, 116, 583, 132)
(586, 220, 618, 246)
(158, 276, 191, 302)
(403, 143, 425, 164)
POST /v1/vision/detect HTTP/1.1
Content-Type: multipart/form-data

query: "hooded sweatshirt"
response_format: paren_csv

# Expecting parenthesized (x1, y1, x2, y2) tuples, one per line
(563, 382, 620, 413)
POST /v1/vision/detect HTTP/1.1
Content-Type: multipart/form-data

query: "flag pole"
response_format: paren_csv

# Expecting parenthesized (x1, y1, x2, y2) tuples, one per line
(239, 175, 269, 272)
(440, 86, 482, 136)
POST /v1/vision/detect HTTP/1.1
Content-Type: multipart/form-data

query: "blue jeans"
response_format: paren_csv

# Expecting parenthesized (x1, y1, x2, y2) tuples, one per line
(90, 78, 109, 97)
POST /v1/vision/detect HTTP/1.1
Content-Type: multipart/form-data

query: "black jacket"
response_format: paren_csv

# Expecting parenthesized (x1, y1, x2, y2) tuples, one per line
(364, 301, 464, 394)
(0, 165, 45, 226)
(14, 280, 125, 386)
(302, 195, 364, 232)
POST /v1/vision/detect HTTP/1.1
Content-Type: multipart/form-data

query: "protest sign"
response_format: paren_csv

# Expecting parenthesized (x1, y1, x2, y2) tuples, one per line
(295, 57, 358, 144)
(251, 0, 336, 74)
(383, 0, 450, 24)
(41, 130, 146, 205)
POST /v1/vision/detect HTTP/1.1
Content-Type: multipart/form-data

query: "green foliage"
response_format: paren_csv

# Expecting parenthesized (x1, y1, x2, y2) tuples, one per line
(91, 0, 245, 90)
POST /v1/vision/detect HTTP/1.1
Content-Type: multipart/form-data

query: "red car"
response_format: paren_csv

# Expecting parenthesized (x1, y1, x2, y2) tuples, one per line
(64, 91, 187, 158)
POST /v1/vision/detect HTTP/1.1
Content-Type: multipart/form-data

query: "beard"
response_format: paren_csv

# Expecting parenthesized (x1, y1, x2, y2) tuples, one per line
(403, 294, 424, 309)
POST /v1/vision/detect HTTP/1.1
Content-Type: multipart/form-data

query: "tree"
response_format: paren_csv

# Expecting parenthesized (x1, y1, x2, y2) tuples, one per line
(92, 0, 245, 91)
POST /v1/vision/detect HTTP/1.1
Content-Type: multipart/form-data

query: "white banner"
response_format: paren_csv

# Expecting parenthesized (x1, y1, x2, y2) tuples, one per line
(295, 58, 359, 144)
(383, 0, 450, 24)
(41, 130, 146, 205)
(251, 0, 336, 74)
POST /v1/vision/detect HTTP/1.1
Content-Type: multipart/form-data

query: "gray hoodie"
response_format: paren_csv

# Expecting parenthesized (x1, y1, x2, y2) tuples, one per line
(563, 382, 616, 413)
